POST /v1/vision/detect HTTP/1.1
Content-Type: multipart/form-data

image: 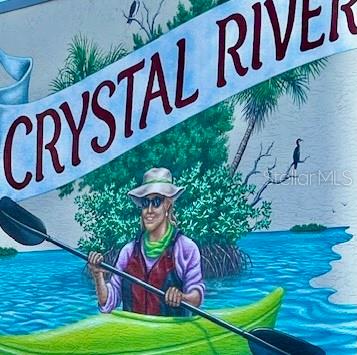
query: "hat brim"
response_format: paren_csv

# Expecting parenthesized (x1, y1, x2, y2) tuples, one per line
(128, 183, 185, 206)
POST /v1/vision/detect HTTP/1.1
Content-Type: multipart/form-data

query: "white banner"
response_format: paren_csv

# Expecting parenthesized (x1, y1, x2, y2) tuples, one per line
(1, 0, 357, 201)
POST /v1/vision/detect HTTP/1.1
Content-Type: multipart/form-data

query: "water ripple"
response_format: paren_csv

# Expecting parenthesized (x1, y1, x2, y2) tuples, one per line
(203, 228, 357, 355)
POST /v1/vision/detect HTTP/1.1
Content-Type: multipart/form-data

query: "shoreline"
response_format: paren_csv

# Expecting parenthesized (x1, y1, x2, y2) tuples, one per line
(1, 226, 351, 253)
(248, 225, 350, 236)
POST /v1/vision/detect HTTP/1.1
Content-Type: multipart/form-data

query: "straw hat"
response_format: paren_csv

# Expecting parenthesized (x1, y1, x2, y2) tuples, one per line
(128, 167, 185, 206)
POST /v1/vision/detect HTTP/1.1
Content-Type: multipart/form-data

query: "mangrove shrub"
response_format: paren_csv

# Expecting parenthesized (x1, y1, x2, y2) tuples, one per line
(75, 163, 271, 278)
(0, 247, 17, 257)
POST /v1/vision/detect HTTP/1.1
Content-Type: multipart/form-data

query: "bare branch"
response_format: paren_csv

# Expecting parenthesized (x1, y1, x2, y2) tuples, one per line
(299, 155, 310, 163)
(122, 10, 152, 40)
(267, 158, 278, 177)
(140, 12, 145, 31)
(250, 154, 310, 207)
(123, 0, 166, 40)
(142, 2, 151, 33)
(244, 142, 274, 185)
(151, 0, 166, 32)
(251, 180, 270, 207)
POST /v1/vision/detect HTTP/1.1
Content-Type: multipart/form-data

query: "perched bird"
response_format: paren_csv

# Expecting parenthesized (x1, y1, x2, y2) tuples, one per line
(292, 138, 303, 170)
(127, 0, 140, 24)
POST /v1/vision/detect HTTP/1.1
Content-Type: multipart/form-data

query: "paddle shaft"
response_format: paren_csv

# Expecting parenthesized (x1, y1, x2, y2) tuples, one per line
(43, 233, 289, 355)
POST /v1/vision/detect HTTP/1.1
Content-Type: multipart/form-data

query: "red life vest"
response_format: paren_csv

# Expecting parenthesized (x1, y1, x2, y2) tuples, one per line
(121, 230, 188, 316)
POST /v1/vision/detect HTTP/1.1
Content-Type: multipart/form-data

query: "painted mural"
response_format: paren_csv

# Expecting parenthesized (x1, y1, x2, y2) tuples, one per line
(0, 0, 357, 354)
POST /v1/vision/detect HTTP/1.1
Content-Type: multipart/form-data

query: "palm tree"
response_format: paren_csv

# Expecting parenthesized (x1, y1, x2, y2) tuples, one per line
(51, 34, 127, 92)
(230, 59, 327, 176)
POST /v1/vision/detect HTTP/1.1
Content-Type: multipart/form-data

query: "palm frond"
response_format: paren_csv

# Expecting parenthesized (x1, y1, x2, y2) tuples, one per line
(235, 58, 327, 128)
(297, 58, 328, 80)
(241, 81, 280, 128)
(277, 71, 309, 106)
(68, 34, 103, 79)
(50, 69, 73, 92)
(50, 34, 128, 93)
(102, 44, 128, 67)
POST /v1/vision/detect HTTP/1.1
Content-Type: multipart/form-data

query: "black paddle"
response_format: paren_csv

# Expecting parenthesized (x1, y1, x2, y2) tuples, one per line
(0, 196, 325, 355)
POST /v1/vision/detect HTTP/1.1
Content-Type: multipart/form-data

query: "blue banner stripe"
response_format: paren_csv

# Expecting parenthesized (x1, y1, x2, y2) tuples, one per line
(0, 0, 52, 14)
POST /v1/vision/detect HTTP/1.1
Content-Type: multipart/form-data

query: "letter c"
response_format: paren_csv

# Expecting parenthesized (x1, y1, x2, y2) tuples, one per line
(4, 116, 33, 190)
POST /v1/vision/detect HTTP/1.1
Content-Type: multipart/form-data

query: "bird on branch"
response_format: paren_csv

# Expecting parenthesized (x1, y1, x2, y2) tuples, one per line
(127, 0, 140, 24)
(292, 138, 303, 171)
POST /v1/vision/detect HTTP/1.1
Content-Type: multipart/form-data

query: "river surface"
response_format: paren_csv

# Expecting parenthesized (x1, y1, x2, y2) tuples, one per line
(0, 228, 356, 354)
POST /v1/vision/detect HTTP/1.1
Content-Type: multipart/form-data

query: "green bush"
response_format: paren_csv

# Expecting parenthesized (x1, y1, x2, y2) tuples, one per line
(75, 179, 140, 253)
(175, 163, 271, 248)
(68, 100, 234, 196)
(75, 163, 271, 253)
(290, 223, 327, 232)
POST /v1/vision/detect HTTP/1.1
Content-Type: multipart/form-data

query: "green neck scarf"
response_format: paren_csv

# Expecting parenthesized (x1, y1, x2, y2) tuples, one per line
(144, 223, 174, 259)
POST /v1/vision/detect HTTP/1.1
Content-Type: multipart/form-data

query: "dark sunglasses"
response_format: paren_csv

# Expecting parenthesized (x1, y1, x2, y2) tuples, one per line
(140, 196, 164, 209)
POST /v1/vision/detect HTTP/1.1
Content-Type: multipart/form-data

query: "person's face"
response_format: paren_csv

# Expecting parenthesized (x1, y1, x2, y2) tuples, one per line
(141, 194, 170, 233)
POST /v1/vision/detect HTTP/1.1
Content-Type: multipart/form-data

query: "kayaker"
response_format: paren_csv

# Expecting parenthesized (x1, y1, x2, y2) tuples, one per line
(88, 167, 205, 316)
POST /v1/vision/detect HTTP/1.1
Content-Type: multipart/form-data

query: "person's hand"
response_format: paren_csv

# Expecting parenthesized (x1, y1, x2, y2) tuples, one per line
(88, 251, 106, 277)
(165, 287, 184, 307)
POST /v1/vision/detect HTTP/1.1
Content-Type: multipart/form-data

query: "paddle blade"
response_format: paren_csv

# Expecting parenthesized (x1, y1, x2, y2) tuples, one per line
(249, 328, 325, 355)
(0, 196, 47, 246)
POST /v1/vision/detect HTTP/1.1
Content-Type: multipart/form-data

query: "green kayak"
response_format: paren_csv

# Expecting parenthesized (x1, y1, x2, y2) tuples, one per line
(0, 288, 284, 355)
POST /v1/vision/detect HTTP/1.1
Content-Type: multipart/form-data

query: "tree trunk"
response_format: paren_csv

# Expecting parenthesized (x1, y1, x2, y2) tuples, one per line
(230, 118, 256, 176)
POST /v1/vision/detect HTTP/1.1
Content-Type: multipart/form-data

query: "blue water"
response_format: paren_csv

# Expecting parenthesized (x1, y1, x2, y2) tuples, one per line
(203, 228, 357, 354)
(0, 228, 356, 354)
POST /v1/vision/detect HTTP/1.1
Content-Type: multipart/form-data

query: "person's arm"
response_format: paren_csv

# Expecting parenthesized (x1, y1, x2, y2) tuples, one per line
(165, 238, 205, 308)
(88, 244, 133, 312)
(183, 289, 201, 306)
(165, 287, 201, 307)
(88, 252, 109, 306)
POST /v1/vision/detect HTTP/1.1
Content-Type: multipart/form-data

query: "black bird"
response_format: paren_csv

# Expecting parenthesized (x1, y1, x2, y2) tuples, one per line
(127, 0, 140, 24)
(293, 138, 303, 170)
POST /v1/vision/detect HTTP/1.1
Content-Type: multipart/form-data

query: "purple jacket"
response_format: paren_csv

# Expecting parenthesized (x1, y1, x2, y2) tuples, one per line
(100, 234, 205, 313)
